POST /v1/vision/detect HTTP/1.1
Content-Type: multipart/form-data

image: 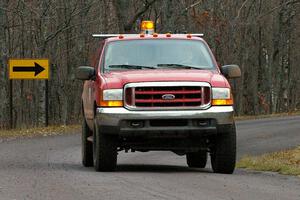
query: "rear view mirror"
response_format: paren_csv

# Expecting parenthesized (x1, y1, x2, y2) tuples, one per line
(220, 65, 241, 79)
(76, 66, 96, 80)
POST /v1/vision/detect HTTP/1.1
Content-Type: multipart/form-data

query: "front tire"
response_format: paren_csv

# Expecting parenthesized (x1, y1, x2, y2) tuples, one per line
(93, 122, 117, 172)
(186, 151, 207, 168)
(82, 119, 93, 167)
(211, 124, 236, 174)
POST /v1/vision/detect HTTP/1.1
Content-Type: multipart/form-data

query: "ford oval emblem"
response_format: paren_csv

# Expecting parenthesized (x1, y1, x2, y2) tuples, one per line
(162, 94, 175, 100)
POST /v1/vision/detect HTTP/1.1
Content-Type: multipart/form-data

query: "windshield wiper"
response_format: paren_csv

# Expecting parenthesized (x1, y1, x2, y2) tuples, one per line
(157, 64, 207, 70)
(108, 64, 157, 70)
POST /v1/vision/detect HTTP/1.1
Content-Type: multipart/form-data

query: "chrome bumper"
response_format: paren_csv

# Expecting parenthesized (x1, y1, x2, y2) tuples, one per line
(96, 106, 234, 127)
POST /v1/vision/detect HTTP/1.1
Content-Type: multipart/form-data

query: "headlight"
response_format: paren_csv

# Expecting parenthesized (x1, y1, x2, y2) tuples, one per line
(101, 89, 123, 107)
(103, 89, 123, 101)
(211, 88, 233, 105)
(212, 88, 230, 99)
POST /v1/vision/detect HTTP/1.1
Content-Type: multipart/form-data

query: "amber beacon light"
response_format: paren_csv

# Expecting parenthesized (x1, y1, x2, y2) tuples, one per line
(141, 21, 154, 34)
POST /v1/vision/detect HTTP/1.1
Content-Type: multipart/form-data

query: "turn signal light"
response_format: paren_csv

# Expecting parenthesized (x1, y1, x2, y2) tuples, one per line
(211, 99, 233, 106)
(100, 100, 123, 107)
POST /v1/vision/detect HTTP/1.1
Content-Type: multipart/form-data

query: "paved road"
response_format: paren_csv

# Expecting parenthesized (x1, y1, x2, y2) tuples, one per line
(0, 116, 300, 200)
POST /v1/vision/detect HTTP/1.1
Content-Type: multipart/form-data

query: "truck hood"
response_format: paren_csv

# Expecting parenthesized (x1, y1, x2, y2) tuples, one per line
(102, 69, 230, 88)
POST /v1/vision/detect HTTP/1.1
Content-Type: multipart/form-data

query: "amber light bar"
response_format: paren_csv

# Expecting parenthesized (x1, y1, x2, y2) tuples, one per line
(140, 21, 155, 34)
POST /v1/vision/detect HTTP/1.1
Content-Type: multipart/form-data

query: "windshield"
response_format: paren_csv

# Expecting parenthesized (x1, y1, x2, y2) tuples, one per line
(103, 39, 216, 72)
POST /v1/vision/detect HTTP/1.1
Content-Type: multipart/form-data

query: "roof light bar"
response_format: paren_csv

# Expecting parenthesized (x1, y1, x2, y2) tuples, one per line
(92, 33, 204, 39)
(92, 34, 137, 38)
(178, 33, 204, 37)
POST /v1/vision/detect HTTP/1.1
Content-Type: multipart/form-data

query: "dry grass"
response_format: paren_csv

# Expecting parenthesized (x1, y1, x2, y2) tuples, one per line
(237, 146, 300, 176)
(0, 125, 80, 140)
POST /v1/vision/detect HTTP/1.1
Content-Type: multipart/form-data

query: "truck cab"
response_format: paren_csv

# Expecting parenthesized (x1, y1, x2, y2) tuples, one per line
(76, 21, 241, 173)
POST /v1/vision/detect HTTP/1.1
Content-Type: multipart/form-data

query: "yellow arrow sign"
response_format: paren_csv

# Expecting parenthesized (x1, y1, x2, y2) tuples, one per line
(9, 59, 49, 80)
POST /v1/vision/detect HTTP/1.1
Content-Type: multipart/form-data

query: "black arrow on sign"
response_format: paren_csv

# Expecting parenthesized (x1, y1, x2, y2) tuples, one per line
(13, 62, 45, 76)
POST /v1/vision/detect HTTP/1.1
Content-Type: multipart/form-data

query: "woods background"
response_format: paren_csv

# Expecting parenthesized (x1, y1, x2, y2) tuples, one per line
(0, 0, 299, 129)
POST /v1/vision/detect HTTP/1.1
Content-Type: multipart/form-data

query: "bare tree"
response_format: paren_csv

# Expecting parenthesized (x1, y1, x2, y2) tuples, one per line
(0, 0, 299, 129)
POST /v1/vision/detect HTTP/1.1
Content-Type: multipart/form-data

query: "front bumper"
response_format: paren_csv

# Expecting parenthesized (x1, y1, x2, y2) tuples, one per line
(96, 106, 234, 136)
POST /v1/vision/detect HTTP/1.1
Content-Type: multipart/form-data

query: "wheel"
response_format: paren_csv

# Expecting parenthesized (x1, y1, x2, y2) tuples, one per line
(211, 124, 236, 174)
(93, 122, 117, 172)
(186, 151, 207, 168)
(82, 119, 93, 167)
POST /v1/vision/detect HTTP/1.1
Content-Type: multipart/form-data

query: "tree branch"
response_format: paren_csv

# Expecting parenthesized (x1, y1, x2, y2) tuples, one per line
(184, 0, 203, 11)
(124, 0, 158, 32)
(235, 0, 250, 21)
(257, 0, 300, 20)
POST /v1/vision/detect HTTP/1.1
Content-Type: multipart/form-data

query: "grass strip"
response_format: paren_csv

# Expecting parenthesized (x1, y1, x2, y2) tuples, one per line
(237, 146, 300, 176)
(0, 125, 80, 139)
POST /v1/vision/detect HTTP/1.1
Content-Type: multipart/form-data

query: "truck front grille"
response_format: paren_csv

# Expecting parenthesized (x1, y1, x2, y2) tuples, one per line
(124, 82, 211, 110)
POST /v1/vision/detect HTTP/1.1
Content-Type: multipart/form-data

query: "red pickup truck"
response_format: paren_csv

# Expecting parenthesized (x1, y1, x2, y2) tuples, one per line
(76, 22, 241, 173)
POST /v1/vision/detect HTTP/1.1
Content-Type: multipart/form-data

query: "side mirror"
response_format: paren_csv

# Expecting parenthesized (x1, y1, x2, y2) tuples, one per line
(220, 65, 241, 79)
(76, 66, 96, 80)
